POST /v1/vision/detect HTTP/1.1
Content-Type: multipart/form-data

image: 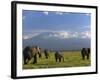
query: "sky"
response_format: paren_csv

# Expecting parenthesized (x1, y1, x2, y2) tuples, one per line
(22, 10, 91, 50)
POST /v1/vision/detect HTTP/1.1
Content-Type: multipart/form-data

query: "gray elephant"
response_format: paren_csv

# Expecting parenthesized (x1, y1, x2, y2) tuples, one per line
(44, 49, 49, 59)
(55, 51, 64, 62)
(23, 46, 31, 64)
(81, 48, 90, 60)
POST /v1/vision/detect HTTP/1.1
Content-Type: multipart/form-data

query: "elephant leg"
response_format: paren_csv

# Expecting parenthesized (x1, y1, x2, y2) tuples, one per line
(55, 57, 57, 62)
(46, 55, 48, 59)
(87, 54, 89, 60)
(82, 54, 85, 60)
(35, 55, 37, 63)
(45, 53, 48, 59)
(39, 54, 41, 58)
(59, 57, 61, 62)
(38, 52, 41, 58)
(62, 57, 64, 62)
(33, 56, 35, 64)
(33, 54, 37, 64)
(24, 57, 27, 64)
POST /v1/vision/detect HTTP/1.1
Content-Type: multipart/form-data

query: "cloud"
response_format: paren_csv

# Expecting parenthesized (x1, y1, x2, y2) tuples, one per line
(42, 31, 79, 39)
(44, 31, 91, 39)
(78, 26, 90, 31)
(55, 31, 70, 38)
(43, 11, 49, 15)
(72, 32, 79, 38)
(81, 26, 90, 29)
(81, 31, 91, 38)
(41, 31, 70, 39)
(56, 12, 63, 15)
(22, 16, 26, 20)
(23, 30, 91, 40)
(43, 11, 64, 15)
(84, 13, 90, 16)
(23, 33, 40, 39)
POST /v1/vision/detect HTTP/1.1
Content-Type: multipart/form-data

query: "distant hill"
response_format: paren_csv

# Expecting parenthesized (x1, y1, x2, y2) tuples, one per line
(23, 32, 90, 50)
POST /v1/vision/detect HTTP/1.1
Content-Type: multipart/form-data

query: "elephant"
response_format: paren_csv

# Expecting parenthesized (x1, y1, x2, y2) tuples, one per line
(81, 48, 90, 60)
(55, 51, 64, 62)
(44, 49, 49, 59)
(23, 46, 32, 64)
(23, 46, 42, 64)
(31, 46, 42, 64)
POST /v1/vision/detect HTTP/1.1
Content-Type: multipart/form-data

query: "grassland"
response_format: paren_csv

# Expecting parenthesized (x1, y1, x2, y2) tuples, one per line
(23, 51, 91, 69)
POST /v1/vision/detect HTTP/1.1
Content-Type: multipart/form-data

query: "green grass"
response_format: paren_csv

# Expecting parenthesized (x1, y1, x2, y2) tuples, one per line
(23, 51, 91, 69)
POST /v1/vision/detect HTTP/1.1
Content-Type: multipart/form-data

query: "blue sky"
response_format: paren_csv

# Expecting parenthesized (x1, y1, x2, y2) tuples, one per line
(22, 10, 91, 40)
(23, 10, 90, 31)
(22, 10, 91, 50)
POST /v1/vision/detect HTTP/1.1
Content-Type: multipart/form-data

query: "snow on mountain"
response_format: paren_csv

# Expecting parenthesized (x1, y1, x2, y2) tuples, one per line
(23, 31, 90, 50)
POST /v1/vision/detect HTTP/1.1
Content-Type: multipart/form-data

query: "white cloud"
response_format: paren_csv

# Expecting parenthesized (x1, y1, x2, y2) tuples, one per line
(23, 30, 91, 40)
(22, 16, 26, 20)
(23, 33, 40, 40)
(56, 31, 70, 38)
(72, 32, 79, 38)
(45, 31, 91, 39)
(43, 11, 49, 15)
(44, 31, 75, 39)
(23, 35, 30, 40)
(85, 13, 90, 16)
(56, 12, 63, 15)
(79, 26, 90, 30)
(81, 31, 91, 39)
(56, 31, 80, 39)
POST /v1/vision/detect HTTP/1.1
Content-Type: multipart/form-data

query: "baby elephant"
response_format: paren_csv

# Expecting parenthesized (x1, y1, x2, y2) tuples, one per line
(55, 51, 64, 62)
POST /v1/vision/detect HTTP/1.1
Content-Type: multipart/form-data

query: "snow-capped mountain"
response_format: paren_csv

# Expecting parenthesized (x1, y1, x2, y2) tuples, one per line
(23, 32, 90, 50)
